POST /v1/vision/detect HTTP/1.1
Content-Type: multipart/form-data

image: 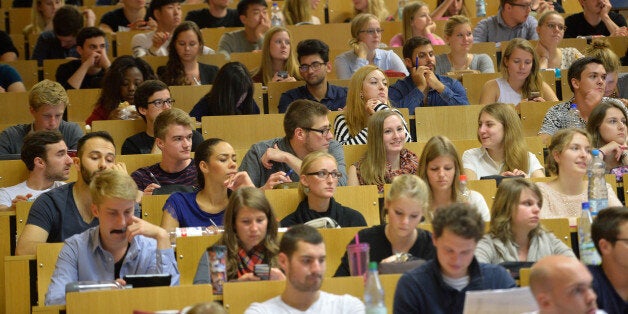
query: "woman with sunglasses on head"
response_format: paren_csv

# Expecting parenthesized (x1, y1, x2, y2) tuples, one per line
(348, 110, 418, 194)
(390, 1, 444, 47)
(251, 26, 301, 85)
(586, 100, 628, 172)
(418, 135, 490, 222)
(434, 15, 495, 75)
(335, 13, 408, 79)
(335, 174, 435, 276)
(334, 65, 411, 146)
(161, 138, 256, 231)
(534, 11, 583, 70)
(158, 21, 218, 86)
(479, 38, 558, 105)
(280, 151, 366, 228)
(475, 177, 574, 264)
(193, 187, 285, 284)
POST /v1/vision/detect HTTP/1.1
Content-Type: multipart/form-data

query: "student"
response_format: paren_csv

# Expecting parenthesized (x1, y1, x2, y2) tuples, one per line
(0, 131, 71, 210)
(217, 0, 269, 58)
(185, 0, 243, 29)
(130, 108, 198, 194)
(31, 5, 84, 64)
(390, 1, 444, 47)
(473, 0, 539, 43)
(15, 132, 126, 256)
(99, 0, 153, 33)
(251, 26, 300, 85)
(0, 80, 83, 156)
(0, 64, 26, 93)
(132, 0, 184, 57)
(564, 0, 627, 38)
(245, 225, 365, 313)
(45, 170, 179, 305)
(278, 39, 347, 113)
(56, 27, 110, 90)
(393, 203, 516, 313)
(239, 99, 347, 189)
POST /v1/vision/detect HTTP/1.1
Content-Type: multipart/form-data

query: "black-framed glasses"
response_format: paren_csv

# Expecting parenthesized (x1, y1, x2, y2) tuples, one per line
(299, 61, 327, 72)
(359, 28, 384, 36)
(507, 1, 532, 9)
(147, 98, 175, 108)
(303, 127, 332, 137)
(305, 170, 343, 179)
(544, 23, 567, 31)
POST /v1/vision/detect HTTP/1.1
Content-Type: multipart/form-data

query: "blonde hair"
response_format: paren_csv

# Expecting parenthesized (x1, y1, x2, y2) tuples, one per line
(90, 170, 138, 206)
(358, 110, 404, 186)
(546, 128, 592, 175)
(153, 108, 194, 140)
(478, 103, 529, 173)
(344, 65, 390, 137)
(355, 0, 390, 22)
(501, 38, 543, 99)
(349, 13, 380, 46)
(444, 15, 470, 37)
(254, 27, 301, 85)
(282, 0, 312, 25)
(298, 151, 337, 199)
(29, 79, 69, 110)
(24, 0, 65, 36)
(436, 0, 469, 17)
(586, 38, 621, 74)
(385, 174, 430, 215)
(402, 2, 428, 41)
(489, 178, 544, 242)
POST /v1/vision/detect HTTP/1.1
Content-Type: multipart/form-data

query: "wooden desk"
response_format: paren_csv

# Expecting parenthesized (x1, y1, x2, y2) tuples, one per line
(4, 254, 34, 314)
(65, 284, 216, 314)
(0, 211, 16, 313)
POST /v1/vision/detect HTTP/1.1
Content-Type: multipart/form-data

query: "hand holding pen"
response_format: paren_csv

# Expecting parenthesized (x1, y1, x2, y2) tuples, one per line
(262, 169, 294, 190)
(143, 171, 162, 195)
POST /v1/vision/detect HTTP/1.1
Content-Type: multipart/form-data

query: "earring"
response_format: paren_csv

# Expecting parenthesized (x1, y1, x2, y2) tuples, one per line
(360, 92, 364, 100)
(303, 187, 310, 194)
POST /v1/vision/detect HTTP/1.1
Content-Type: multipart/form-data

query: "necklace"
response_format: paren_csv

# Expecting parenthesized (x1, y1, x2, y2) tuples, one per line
(448, 53, 471, 71)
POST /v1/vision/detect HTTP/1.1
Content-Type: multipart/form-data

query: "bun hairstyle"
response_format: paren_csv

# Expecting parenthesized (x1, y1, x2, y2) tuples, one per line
(585, 38, 621, 74)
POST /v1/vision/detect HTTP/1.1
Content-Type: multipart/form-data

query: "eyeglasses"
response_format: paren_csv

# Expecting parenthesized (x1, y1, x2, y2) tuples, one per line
(299, 61, 327, 72)
(507, 1, 532, 9)
(305, 170, 343, 179)
(544, 23, 567, 31)
(147, 98, 175, 108)
(303, 127, 332, 137)
(359, 28, 384, 36)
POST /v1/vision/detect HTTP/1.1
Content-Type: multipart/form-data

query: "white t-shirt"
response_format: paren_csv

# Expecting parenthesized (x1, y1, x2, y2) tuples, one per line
(131, 31, 215, 58)
(0, 180, 66, 207)
(469, 190, 491, 222)
(462, 147, 544, 179)
(245, 291, 365, 314)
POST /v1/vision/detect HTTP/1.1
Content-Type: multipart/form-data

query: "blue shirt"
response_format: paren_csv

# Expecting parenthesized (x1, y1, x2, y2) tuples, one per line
(45, 226, 180, 305)
(589, 264, 628, 313)
(388, 75, 469, 115)
(334, 48, 408, 80)
(163, 191, 225, 227)
(0, 64, 23, 90)
(278, 83, 348, 113)
(473, 10, 539, 43)
(394, 258, 516, 313)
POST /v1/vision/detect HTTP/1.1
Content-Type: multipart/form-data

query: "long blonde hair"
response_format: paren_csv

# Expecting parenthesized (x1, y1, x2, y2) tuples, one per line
(355, 0, 390, 22)
(254, 27, 301, 85)
(25, 0, 65, 35)
(349, 13, 380, 47)
(478, 103, 529, 173)
(344, 65, 390, 137)
(402, 2, 428, 41)
(501, 38, 543, 99)
(358, 110, 403, 186)
(282, 0, 312, 25)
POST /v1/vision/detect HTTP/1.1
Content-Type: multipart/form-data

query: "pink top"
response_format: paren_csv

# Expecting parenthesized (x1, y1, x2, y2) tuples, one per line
(389, 33, 445, 47)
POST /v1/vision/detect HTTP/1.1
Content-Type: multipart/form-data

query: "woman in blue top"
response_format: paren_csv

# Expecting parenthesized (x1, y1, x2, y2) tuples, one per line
(161, 138, 255, 230)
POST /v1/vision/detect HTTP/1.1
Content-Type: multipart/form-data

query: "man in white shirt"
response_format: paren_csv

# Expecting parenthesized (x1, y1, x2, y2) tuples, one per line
(528, 255, 604, 314)
(0, 131, 72, 210)
(245, 225, 364, 313)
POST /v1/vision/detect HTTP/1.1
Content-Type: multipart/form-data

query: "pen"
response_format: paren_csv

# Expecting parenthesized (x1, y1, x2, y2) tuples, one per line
(209, 219, 218, 228)
(148, 171, 160, 186)
(285, 169, 294, 178)
(415, 56, 418, 69)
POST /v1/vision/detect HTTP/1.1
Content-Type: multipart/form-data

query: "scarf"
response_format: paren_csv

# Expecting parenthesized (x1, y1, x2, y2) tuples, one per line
(236, 244, 266, 278)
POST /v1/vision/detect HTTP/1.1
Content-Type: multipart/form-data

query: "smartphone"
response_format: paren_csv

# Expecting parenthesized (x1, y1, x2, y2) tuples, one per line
(529, 91, 541, 99)
(277, 71, 288, 79)
(254, 264, 270, 280)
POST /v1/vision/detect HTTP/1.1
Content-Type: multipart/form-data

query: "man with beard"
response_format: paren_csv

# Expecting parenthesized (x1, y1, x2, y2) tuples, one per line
(539, 57, 626, 145)
(16, 131, 127, 255)
(45, 170, 179, 305)
(239, 99, 347, 189)
(389, 36, 469, 115)
(0, 131, 72, 210)
(278, 39, 348, 113)
(245, 225, 364, 313)
(0, 80, 84, 156)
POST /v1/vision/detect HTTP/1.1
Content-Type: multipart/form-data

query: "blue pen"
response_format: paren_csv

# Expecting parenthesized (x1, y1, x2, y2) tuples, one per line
(415, 56, 418, 69)
(285, 169, 294, 178)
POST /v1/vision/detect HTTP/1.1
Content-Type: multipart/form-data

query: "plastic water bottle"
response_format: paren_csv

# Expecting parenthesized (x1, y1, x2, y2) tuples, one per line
(397, 0, 407, 20)
(578, 202, 601, 265)
(567, 103, 584, 128)
(587, 149, 608, 216)
(271, 2, 283, 27)
(475, 0, 486, 17)
(459, 174, 470, 203)
(364, 262, 387, 314)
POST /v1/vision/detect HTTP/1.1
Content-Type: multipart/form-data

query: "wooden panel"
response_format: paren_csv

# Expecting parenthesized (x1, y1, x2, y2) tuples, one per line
(9, 33, 26, 60)
(67, 88, 101, 123)
(16, 200, 32, 239)
(200, 27, 242, 51)
(0, 159, 29, 188)
(318, 226, 368, 277)
(541, 218, 571, 248)
(0, 91, 30, 124)
(519, 267, 531, 287)
(230, 51, 261, 73)
(341, 144, 368, 173)
(114, 30, 149, 57)
(4, 255, 33, 314)
(174, 234, 221, 285)
(91, 119, 147, 154)
(3, 60, 38, 89)
(169, 84, 212, 114)
(327, 1, 353, 24)
(7, 8, 30, 34)
(462, 72, 501, 104)
(200, 114, 284, 149)
(139, 194, 169, 226)
(287, 23, 352, 51)
(468, 179, 497, 209)
(197, 52, 228, 68)
(65, 285, 215, 314)
(266, 81, 305, 113)
(380, 21, 402, 45)
(42, 59, 68, 82)
(117, 153, 163, 174)
(519, 101, 560, 137)
(37, 243, 64, 307)
(414, 104, 485, 141)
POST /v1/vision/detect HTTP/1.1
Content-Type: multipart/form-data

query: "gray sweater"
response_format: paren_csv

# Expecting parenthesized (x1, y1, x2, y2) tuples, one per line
(475, 230, 575, 264)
